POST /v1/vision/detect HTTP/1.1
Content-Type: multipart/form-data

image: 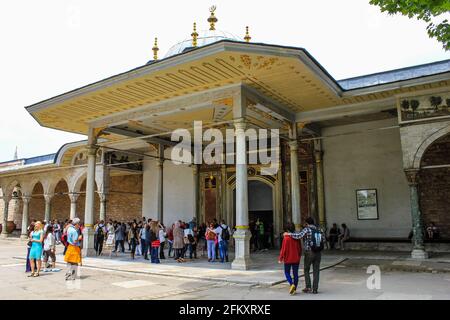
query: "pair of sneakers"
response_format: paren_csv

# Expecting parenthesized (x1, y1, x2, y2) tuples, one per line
(302, 288, 318, 294)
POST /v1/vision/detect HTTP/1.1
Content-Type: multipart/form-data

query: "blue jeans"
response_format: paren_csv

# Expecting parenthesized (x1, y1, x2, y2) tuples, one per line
(207, 240, 215, 261)
(284, 263, 299, 288)
(150, 247, 160, 263)
(219, 240, 228, 262)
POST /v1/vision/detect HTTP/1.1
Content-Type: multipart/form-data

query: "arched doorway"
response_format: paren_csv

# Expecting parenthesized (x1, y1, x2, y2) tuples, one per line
(29, 182, 45, 222)
(231, 178, 277, 250)
(419, 133, 450, 239)
(52, 179, 70, 222)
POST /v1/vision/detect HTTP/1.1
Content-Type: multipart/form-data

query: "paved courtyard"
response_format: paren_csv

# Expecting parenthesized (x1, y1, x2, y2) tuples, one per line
(1, 238, 450, 300)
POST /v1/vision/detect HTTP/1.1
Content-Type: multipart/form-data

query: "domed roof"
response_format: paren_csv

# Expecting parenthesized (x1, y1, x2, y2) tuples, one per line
(164, 29, 242, 58)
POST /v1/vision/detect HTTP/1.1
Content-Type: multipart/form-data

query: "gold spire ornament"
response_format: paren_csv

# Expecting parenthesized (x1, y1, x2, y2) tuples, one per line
(244, 26, 251, 42)
(207, 5, 218, 30)
(152, 37, 159, 60)
(191, 22, 199, 47)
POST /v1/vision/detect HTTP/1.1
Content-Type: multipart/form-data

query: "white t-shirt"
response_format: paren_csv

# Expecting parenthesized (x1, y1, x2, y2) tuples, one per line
(184, 228, 194, 238)
(214, 224, 229, 242)
(159, 229, 166, 242)
(43, 233, 56, 251)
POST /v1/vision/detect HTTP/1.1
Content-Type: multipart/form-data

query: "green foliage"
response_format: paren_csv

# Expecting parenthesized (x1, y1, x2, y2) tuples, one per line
(429, 96, 443, 109)
(401, 99, 410, 110)
(369, 0, 450, 50)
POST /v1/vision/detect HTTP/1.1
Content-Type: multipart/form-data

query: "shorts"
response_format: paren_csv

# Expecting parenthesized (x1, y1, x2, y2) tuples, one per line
(43, 250, 56, 263)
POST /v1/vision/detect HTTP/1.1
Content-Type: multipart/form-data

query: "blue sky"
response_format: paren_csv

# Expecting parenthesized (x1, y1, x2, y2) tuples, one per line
(0, 0, 449, 162)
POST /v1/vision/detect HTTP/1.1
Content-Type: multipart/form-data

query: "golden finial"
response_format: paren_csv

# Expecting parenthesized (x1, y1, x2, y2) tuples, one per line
(244, 26, 251, 43)
(207, 5, 218, 31)
(191, 22, 199, 47)
(152, 37, 159, 60)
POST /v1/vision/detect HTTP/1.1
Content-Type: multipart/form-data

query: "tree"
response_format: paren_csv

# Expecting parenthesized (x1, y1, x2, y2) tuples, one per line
(369, 0, 450, 50)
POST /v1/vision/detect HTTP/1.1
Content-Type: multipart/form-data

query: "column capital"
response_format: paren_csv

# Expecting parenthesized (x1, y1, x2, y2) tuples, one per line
(68, 192, 80, 203)
(288, 139, 298, 150)
(233, 118, 247, 130)
(22, 195, 32, 204)
(404, 168, 420, 186)
(43, 193, 54, 203)
(1, 195, 11, 203)
(98, 192, 108, 202)
(86, 145, 99, 156)
(314, 150, 323, 162)
(192, 164, 199, 175)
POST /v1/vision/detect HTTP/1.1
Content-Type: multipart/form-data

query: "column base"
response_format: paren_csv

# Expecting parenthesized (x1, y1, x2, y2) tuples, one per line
(231, 229, 252, 270)
(411, 249, 429, 259)
(0, 233, 10, 239)
(82, 228, 96, 257)
(20, 234, 28, 240)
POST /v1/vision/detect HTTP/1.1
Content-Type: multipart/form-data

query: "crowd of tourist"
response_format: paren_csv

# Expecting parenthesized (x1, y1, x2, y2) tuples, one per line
(92, 217, 232, 263)
(23, 214, 349, 295)
(24, 216, 233, 280)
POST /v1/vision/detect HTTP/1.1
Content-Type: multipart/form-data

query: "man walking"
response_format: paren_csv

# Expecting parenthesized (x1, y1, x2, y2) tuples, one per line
(215, 220, 230, 263)
(286, 217, 325, 294)
(64, 218, 82, 281)
(95, 220, 106, 256)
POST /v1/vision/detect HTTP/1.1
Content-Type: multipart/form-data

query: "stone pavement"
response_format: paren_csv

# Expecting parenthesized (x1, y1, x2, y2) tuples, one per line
(6, 237, 450, 287)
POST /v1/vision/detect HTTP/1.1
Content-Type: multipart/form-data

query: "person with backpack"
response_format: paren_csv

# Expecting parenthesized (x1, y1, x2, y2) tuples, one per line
(279, 223, 302, 295)
(95, 220, 106, 256)
(215, 220, 230, 263)
(285, 217, 325, 294)
(205, 223, 217, 262)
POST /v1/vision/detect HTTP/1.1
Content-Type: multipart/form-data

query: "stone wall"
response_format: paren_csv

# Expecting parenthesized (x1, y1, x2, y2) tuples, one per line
(25, 174, 143, 224)
(107, 174, 142, 222)
(419, 133, 450, 239)
(322, 118, 412, 238)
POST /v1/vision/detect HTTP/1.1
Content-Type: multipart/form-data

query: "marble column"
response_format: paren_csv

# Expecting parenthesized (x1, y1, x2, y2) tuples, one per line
(193, 165, 200, 223)
(99, 192, 107, 222)
(404, 169, 428, 259)
(315, 150, 326, 228)
(289, 139, 301, 231)
(221, 164, 228, 224)
(1, 196, 11, 238)
(44, 194, 53, 223)
(68, 193, 79, 220)
(20, 196, 31, 239)
(231, 118, 251, 270)
(83, 144, 98, 256)
(156, 155, 164, 223)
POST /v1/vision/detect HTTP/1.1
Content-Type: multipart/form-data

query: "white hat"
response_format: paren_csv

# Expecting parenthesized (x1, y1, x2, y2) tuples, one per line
(72, 218, 81, 225)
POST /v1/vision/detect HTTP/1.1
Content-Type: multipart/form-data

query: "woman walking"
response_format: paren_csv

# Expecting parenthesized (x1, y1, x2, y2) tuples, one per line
(205, 223, 217, 262)
(28, 221, 44, 277)
(278, 223, 302, 295)
(172, 221, 185, 262)
(128, 222, 139, 259)
(149, 221, 160, 264)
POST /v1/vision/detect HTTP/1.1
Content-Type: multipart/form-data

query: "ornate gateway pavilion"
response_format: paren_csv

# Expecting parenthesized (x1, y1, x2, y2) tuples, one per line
(1, 8, 449, 269)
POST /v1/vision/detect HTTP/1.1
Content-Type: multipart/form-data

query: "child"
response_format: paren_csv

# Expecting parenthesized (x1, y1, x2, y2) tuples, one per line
(278, 223, 302, 295)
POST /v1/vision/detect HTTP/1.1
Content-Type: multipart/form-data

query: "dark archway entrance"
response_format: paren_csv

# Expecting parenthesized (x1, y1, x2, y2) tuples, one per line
(233, 179, 275, 250)
(419, 133, 450, 240)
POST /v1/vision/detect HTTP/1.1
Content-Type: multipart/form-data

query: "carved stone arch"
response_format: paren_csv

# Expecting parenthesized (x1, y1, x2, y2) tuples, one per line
(3, 178, 22, 198)
(225, 172, 283, 246)
(413, 124, 450, 169)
